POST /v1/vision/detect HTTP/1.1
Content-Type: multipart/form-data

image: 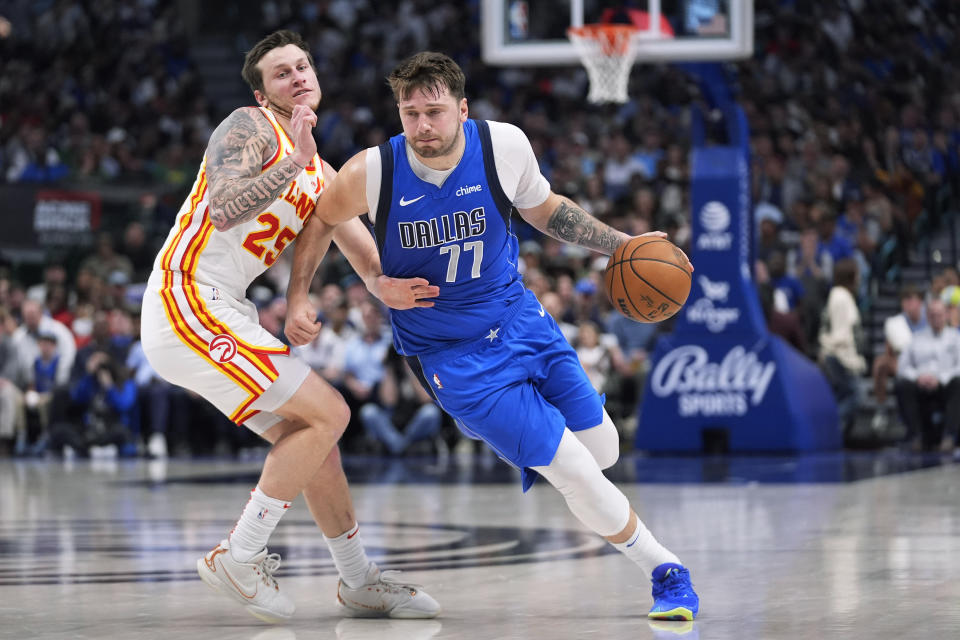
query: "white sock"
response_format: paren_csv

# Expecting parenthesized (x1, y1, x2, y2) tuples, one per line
(229, 485, 291, 562)
(611, 517, 681, 576)
(324, 523, 372, 588)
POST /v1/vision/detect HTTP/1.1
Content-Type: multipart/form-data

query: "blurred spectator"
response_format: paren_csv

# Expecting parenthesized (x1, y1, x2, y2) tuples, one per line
(25, 265, 69, 305)
(119, 221, 156, 282)
(79, 233, 134, 282)
(359, 350, 442, 455)
(575, 321, 615, 394)
(603, 134, 647, 200)
(28, 332, 60, 426)
(13, 299, 76, 388)
(341, 301, 392, 449)
(127, 334, 189, 459)
(755, 202, 786, 263)
(4, 125, 68, 183)
(896, 299, 960, 452)
(818, 258, 866, 436)
(342, 274, 371, 329)
(938, 267, 960, 328)
(758, 282, 806, 354)
(46, 284, 74, 330)
(0, 308, 27, 455)
(872, 285, 927, 431)
(604, 306, 659, 429)
(767, 250, 804, 314)
(788, 228, 830, 351)
(71, 310, 130, 382)
(48, 350, 138, 458)
(815, 207, 855, 283)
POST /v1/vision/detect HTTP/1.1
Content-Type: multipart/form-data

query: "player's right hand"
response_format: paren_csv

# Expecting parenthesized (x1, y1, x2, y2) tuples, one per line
(284, 296, 321, 346)
(289, 104, 317, 167)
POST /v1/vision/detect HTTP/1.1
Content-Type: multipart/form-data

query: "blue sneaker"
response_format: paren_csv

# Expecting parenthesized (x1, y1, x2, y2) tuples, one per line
(648, 563, 699, 621)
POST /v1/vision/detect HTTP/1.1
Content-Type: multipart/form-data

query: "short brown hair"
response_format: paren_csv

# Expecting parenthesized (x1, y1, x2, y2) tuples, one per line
(241, 30, 315, 95)
(899, 284, 923, 301)
(387, 52, 465, 103)
(833, 257, 859, 293)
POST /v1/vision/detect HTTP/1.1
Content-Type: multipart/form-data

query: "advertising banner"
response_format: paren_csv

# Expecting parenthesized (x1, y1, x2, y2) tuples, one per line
(636, 145, 839, 452)
(0, 186, 101, 250)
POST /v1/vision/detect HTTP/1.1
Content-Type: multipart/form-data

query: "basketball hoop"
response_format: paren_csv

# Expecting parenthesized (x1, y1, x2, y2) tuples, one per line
(567, 24, 642, 104)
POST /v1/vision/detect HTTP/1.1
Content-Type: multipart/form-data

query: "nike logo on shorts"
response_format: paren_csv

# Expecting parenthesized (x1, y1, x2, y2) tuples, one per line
(538, 304, 545, 317)
(399, 194, 425, 206)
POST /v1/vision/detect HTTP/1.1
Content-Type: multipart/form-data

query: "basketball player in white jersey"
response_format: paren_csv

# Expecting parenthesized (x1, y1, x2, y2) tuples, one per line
(140, 31, 441, 623)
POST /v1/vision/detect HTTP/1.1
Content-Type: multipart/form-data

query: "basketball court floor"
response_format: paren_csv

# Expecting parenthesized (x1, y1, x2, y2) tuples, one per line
(2, 450, 959, 640)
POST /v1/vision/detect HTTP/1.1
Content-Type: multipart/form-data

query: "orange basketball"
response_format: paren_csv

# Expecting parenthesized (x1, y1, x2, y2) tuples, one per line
(604, 238, 692, 323)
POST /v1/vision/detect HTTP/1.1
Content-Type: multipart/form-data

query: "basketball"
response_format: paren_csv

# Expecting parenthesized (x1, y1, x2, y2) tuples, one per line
(604, 237, 692, 323)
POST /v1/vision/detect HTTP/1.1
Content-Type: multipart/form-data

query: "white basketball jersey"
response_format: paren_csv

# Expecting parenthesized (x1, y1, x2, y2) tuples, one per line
(154, 106, 324, 299)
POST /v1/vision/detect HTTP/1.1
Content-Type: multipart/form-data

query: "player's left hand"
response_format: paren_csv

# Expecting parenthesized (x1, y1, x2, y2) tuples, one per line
(636, 231, 694, 272)
(370, 275, 439, 310)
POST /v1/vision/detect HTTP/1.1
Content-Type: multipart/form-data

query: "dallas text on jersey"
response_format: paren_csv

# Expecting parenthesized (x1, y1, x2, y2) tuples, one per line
(397, 207, 487, 249)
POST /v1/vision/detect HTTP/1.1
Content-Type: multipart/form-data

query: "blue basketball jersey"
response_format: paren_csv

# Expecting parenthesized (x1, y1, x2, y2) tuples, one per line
(373, 119, 526, 355)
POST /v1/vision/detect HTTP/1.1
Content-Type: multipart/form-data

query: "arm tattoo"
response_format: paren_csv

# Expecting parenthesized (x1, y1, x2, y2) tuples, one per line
(545, 200, 627, 254)
(205, 109, 301, 230)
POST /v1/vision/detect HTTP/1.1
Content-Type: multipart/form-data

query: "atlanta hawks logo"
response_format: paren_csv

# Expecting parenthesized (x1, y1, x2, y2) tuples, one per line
(208, 334, 238, 363)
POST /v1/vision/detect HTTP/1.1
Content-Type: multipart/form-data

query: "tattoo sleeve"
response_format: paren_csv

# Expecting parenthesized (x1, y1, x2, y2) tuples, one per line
(545, 200, 629, 254)
(205, 109, 301, 230)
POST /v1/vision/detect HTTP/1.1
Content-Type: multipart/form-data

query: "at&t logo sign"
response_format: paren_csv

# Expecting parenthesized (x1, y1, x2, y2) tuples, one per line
(696, 201, 733, 251)
(208, 334, 238, 363)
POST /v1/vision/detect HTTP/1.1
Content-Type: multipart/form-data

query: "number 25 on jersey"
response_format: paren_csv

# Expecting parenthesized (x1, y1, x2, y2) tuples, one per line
(242, 212, 296, 267)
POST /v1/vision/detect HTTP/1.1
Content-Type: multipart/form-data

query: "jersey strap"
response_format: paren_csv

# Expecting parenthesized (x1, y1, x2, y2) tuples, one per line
(373, 141, 395, 258)
(475, 119, 513, 226)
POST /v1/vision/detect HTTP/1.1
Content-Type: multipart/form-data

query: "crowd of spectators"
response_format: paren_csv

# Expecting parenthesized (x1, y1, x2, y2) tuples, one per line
(2, 1, 960, 457)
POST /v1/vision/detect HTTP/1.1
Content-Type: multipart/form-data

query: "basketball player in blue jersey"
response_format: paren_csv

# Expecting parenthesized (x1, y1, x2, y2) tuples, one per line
(287, 51, 699, 621)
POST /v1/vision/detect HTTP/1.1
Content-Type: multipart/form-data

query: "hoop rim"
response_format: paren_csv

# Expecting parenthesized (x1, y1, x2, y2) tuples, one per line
(567, 24, 642, 56)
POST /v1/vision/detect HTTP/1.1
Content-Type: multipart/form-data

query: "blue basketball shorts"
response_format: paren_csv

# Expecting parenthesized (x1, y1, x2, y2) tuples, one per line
(409, 290, 604, 491)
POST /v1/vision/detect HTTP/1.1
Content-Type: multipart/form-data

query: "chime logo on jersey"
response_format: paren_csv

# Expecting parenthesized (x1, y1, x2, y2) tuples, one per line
(397, 207, 486, 249)
(208, 334, 238, 363)
(433, 373, 443, 389)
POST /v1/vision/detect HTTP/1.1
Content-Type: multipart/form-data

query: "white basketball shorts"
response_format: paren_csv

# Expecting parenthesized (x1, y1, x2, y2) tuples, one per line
(141, 270, 310, 434)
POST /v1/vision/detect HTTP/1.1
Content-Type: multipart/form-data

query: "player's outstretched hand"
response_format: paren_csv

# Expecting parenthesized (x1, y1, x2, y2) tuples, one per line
(285, 296, 321, 346)
(635, 231, 694, 272)
(371, 275, 439, 310)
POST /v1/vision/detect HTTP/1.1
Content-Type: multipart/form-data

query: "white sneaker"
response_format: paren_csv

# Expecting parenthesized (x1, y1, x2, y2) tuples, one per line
(197, 539, 295, 623)
(337, 563, 441, 619)
(148, 432, 168, 458)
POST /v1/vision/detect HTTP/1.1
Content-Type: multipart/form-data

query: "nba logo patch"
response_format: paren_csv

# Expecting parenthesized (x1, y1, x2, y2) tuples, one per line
(432, 373, 443, 389)
(257, 508, 268, 520)
(209, 334, 238, 363)
(211, 287, 221, 301)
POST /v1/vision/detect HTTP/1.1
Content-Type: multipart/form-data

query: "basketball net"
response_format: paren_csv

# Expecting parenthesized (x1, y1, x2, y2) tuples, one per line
(567, 24, 642, 104)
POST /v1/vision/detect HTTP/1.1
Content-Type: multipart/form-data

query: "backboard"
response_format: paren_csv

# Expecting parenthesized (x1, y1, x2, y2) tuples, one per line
(481, 0, 753, 66)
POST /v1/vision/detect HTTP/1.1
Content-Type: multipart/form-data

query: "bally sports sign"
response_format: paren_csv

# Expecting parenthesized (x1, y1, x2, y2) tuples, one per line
(650, 345, 776, 417)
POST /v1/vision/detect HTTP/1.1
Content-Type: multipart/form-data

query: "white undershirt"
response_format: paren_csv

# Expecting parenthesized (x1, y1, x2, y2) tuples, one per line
(364, 120, 551, 223)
